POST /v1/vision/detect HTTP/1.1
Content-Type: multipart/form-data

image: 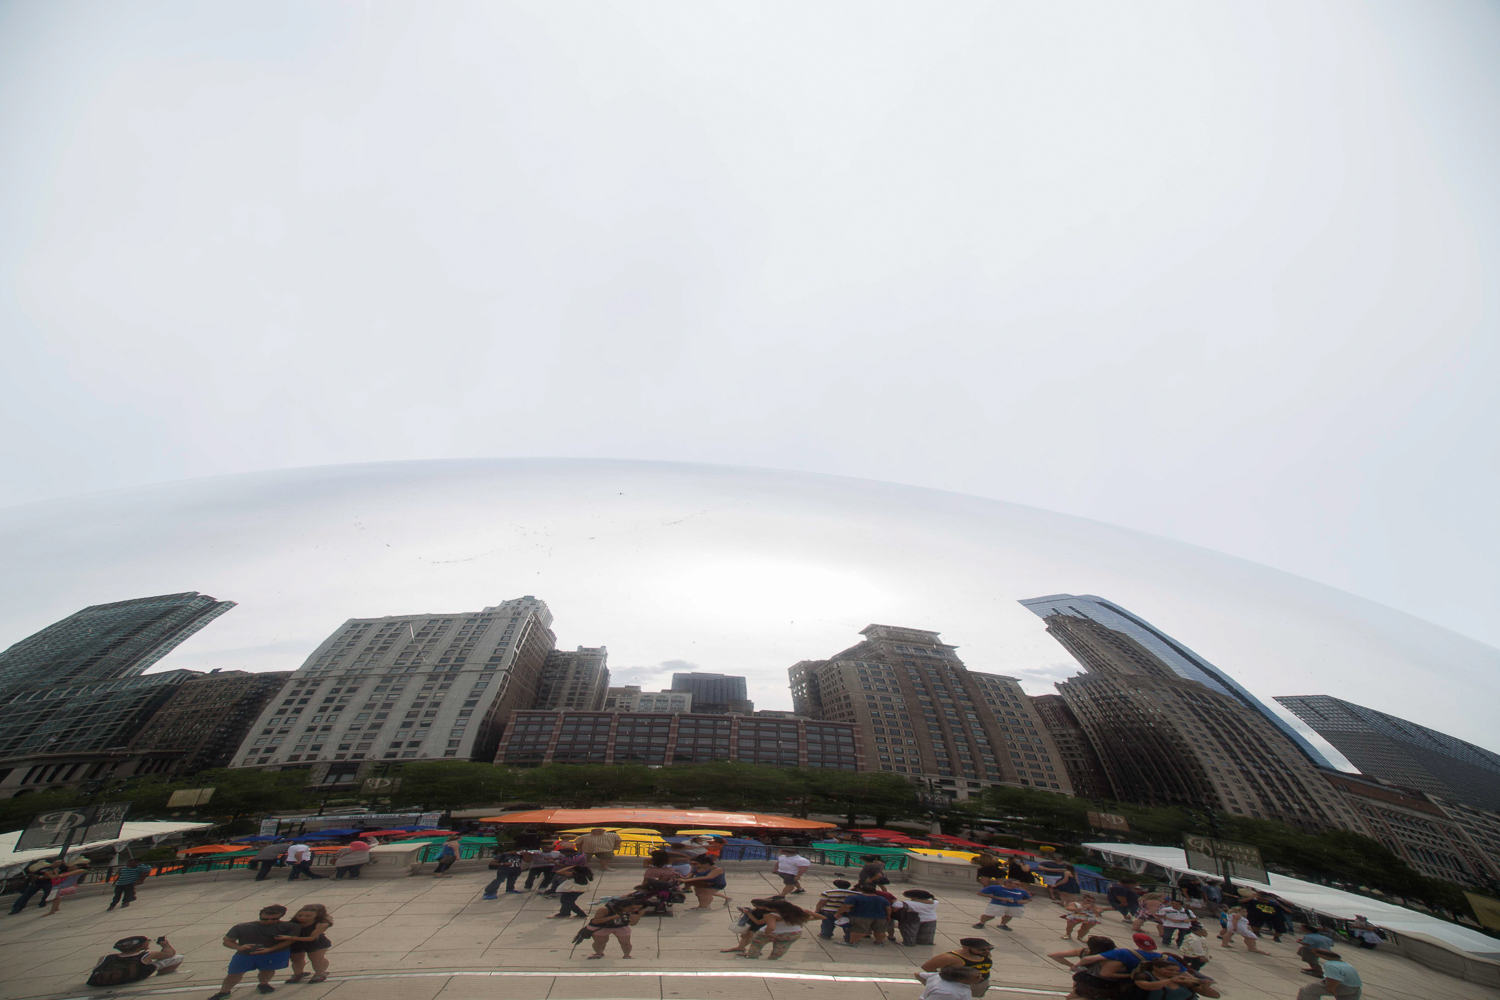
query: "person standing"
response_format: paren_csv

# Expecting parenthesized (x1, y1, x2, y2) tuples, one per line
(898, 889, 940, 946)
(1175, 924, 1212, 974)
(545, 864, 594, 919)
(1061, 896, 1103, 941)
(973, 854, 1006, 887)
(915, 967, 983, 1000)
(524, 846, 562, 891)
(920, 938, 995, 999)
(44, 862, 87, 915)
(836, 884, 892, 947)
(1157, 901, 1193, 947)
(1218, 906, 1263, 954)
(577, 828, 622, 872)
(1245, 891, 1290, 942)
(1006, 856, 1034, 883)
(858, 857, 891, 887)
(773, 848, 812, 896)
(332, 840, 371, 880)
(432, 837, 463, 877)
(814, 879, 855, 940)
(250, 843, 285, 881)
(482, 847, 524, 898)
(279, 904, 334, 984)
(108, 860, 153, 910)
(973, 878, 1031, 932)
(8, 859, 60, 914)
(1104, 878, 1140, 922)
(1295, 925, 1336, 977)
(285, 841, 322, 881)
(205, 904, 301, 1000)
(585, 897, 644, 960)
(739, 898, 814, 960)
(1297, 950, 1361, 1000)
(681, 854, 729, 909)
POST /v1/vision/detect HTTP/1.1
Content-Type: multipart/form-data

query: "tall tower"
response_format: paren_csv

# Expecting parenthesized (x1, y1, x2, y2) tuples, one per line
(1020, 594, 1330, 768)
(232, 596, 555, 776)
(1026, 602, 1344, 829)
(789, 624, 1073, 798)
(534, 646, 610, 711)
(670, 672, 753, 714)
(0, 593, 235, 759)
(1278, 695, 1500, 812)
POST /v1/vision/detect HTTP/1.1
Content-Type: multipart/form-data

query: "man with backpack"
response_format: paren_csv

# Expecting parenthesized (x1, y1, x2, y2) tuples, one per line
(86, 936, 183, 987)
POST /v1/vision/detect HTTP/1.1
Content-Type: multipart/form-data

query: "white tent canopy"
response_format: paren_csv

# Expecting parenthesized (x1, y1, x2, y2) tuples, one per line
(0, 821, 211, 875)
(1086, 842, 1500, 959)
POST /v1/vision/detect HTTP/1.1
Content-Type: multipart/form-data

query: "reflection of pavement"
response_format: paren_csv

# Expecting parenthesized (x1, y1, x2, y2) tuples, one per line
(0, 868, 1490, 1000)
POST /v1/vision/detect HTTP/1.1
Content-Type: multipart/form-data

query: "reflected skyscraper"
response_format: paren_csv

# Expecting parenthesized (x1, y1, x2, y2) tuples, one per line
(670, 671, 753, 714)
(1020, 594, 1331, 768)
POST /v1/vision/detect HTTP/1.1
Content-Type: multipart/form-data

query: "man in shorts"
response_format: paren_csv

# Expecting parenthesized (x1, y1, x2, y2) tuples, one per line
(973, 878, 1031, 932)
(205, 905, 301, 1000)
(773, 848, 812, 896)
(835, 883, 892, 946)
(577, 828, 622, 872)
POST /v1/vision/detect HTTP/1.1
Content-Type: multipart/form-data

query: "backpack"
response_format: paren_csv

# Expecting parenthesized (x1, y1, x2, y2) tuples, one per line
(87, 954, 155, 988)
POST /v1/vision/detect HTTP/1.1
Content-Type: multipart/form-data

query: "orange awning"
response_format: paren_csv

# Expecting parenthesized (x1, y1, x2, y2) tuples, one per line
(478, 808, 835, 831)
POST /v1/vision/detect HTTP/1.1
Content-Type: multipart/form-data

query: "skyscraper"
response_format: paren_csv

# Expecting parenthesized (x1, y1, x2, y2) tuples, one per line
(0, 592, 235, 759)
(231, 596, 555, 777)
(0, 592, 237, 692)
(126, 669, 292, 772)
(533, 646, 609, 711)
(1277, 695, 1500, 813)
(789, 624, 1073, 797)
(670, 672, 753, 714)
(1031, 694, 1112, 800)
(1030, 605, 1344, 828)
(1020, 594, 1331, 768)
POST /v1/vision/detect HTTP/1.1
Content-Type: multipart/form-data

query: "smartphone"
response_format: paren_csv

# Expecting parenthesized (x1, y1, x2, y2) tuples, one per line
(156, 937, 167, 945)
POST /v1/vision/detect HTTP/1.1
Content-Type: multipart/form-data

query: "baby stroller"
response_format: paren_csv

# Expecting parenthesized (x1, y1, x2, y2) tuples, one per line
(635, 877, 686, 916)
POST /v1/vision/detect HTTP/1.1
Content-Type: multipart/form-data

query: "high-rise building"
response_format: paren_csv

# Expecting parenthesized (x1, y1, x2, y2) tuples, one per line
(1021, 594, 1330, 768)
(126, 669, 292, 772)
(670, 672, 753, 714)
(0, 592, 237, 693)
(1032, 607, 1344, 829)
(789, 624, 1073, 798)
(533, 647, 609, 711)
(1277, 695, 1500, 813)
(1031, 694, 1112, 800)
(0, 592, 236, 760)
(602, 686, 693, 712)
(231, 596, 555, 779)
(496, 708, 860, 770)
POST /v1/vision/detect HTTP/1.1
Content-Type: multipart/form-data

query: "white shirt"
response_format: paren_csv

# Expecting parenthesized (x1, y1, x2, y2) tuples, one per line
(286, 844, 313, 863)
(904, 900, 940, 921)
(918, 971, 975, 1000)
(775, 855, 811, 874)
(1158, 905, 1192, 928)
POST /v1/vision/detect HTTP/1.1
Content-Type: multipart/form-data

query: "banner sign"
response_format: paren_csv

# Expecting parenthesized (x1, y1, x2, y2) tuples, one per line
(1183, 833, 1268, 883)
(15, 802, 132, 852)
(362, 776, 401, 793)
(419, 811, 444, 828)
(1087, 811, 1130, 832)
(167, 788, 215, 808)
(259, 819, 280, 836)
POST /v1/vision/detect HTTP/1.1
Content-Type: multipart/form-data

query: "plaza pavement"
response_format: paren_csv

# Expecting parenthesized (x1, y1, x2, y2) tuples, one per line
(0, 864, 1493, 1000)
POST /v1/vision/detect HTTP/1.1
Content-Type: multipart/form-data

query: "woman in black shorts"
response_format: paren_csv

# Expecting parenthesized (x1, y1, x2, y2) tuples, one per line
(279, 904, 334, 983)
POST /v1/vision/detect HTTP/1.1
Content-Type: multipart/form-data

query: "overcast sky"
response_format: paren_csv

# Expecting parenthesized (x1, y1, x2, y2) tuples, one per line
(1, 2, 1497, 648)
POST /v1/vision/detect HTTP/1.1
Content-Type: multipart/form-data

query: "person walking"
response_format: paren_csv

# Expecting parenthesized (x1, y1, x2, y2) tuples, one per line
(279, 904, 334, 984)
(921, 938, 995, 999)
(1052, 865, 1082, 906)
(523, 846, 562, 892)
(250, 843, 286, 881)
(897, 889, 940, 946)
(739, 898, 815, 960)
(546, 864, 593, 919)
(432, 837, 463, 877)
(1218, 907, 1264, 954)
(1175, 924, 1212, 974)
(108, 859, 153, 910)
(773, 848, 812, 896)
(723, 899, 775, 953)
(8, 859, 60, 914)
(482, 846, 525, 898)
(836, 883, 893, 947)
(332, 840, 371, 880)
(814, 879, 856, 941)
(205, 904, 301, 1000)
(577, 828, 622, 872)
(1157, 901, 1193, 947)
(1295, 924, 1336, 977)
(1296, 950, 1362, 1000)
(44, 862, 88, 915)
(973, 878, 1031, 932)
(681, 854, 729, 909)
(1245, 891, 1290, 943)
(584, 897, 644, 960)
(86, 935, 184, 986)
(286, 841, 323, 881)
(1104, 878, 1140, 922)
(1061, 896, 1103, 941)
(1131, 893, 1165, 935)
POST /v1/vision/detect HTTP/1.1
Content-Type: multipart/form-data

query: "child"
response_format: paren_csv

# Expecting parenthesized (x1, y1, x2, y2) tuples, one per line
(898, 889, 940, 946)
(1175, 923, 1211, 973)
(1061, 896, 1103, 940)
(1219, 907, 1264, 954)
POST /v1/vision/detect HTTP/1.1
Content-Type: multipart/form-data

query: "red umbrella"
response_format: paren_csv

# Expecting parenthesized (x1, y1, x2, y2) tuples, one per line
(929, 834, 991, 849)
(852, 828, 924, 839)
(392, 830, 459, 838)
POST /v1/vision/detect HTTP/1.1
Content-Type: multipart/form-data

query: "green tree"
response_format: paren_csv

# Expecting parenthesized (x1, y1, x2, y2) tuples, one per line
(390, 761, 517, 812)
(514, 763, 657, 806)
(808, 770, 920, 827)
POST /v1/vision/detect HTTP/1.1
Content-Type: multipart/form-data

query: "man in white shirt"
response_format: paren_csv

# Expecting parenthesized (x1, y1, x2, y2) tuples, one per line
(285, 842, 322, 881)
(915, 968, 981, 1000)
(773, 849, 812, 896)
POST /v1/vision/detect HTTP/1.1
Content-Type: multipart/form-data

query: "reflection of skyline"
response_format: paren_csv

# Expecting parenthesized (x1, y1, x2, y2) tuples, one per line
(0, 459, 1496, 758)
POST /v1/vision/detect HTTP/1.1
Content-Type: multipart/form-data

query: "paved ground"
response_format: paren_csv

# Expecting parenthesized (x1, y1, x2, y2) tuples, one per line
(1, 865, 1493, 1000)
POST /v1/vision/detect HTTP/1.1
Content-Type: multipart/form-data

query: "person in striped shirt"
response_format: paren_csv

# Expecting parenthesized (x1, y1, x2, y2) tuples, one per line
(815, 880, 856, 941)
(108, 861, 153, 911)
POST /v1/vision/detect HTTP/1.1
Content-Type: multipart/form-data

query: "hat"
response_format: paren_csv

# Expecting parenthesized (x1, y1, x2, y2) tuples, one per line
(1132, 933, 1158, 950)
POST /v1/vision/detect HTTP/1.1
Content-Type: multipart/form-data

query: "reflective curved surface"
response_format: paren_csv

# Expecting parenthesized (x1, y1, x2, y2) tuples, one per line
(0, 458, 1494, 756)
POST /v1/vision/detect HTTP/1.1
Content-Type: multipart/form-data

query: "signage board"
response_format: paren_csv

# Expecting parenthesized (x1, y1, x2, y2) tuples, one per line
(1183, 833, 1267, 884)
(361, 776, 401, 793)
(167, 788, 215, 808)
(15, 802, 132, 852)
(1087, 811, 1130, 832)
